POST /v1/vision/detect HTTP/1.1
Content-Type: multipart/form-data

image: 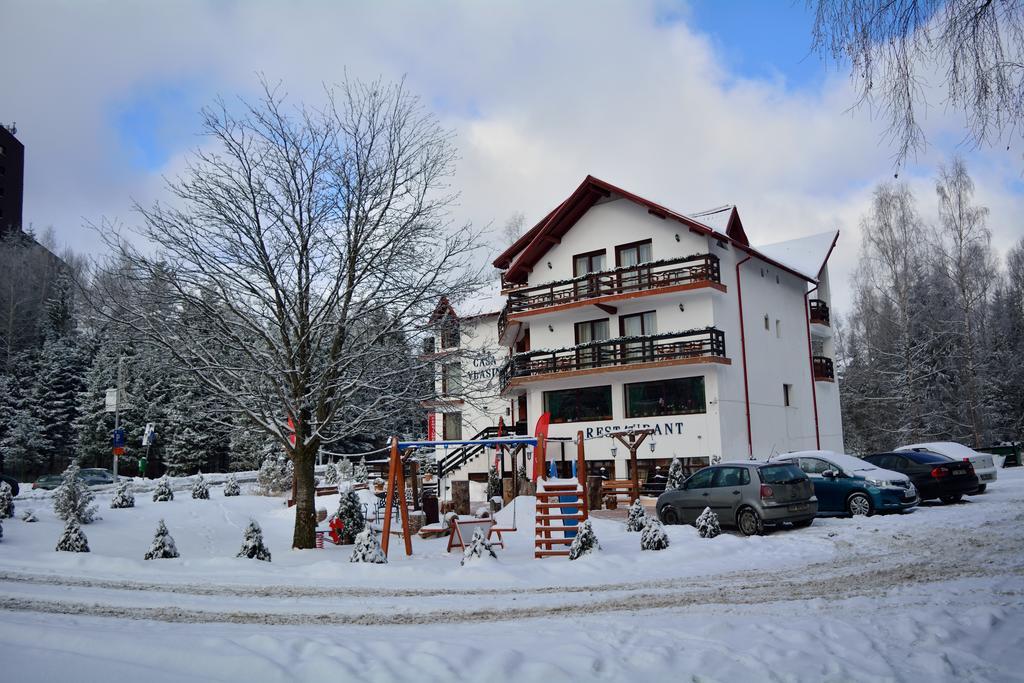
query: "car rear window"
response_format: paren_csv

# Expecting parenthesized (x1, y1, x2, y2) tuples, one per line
(903, 451, 951, 464)
(758, 464, 806, 484)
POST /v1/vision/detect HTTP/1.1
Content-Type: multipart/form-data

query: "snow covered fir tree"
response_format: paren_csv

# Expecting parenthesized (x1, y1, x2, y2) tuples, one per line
(144, 520, 180, 559)
(461, 527, 497, 566)
(354, 457, 369, 484)
(333, 490, 366, 544)
(667, 458, 685, 491)
(257, 455, 293, 495)
(191, 473, 210, 499)
(223, 473, 240, 497)
(696, 507, 721, 539)
(110, 480, 135, 509)
(323, 461, 338, 485)
(487, 465, 501, 501)
(568, 520, 600, 560)
(349, 528, 387, 564)
(625, 499, 648, 532)
(55, 518, 90, 553)
(53, 461, 97, 523)
(338, 458, 354, 481)
(152, 475, 174, 502)
(0, 481, 13, 518)
(237, 520, 271, 561)
(640, 518, 670, 551)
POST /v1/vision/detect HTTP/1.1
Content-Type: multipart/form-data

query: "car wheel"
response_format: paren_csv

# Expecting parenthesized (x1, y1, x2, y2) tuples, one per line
(846, 492, 873, 517)
(737, 507, 763, 536)
(791, 518, 813, 528)
(974, 484, 987, 494)
(660, 506, 680, 525)
(940, 494, 962, 504)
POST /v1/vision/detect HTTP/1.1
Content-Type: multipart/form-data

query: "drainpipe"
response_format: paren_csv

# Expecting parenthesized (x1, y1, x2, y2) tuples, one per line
(735, 255, 753, 458)
(804, 286, 821, 450)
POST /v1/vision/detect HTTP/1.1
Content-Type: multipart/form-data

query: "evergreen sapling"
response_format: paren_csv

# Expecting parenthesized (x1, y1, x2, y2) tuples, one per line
(144, 519, 180, 559)
(191, 473, 210, 499)
(354, 456, 369, 484)
(666, 457, 685, 491)
(237, 519, 271, 561)
(0, 481, 13, 519)
(349, 528, 387, 564)
(487, 465, 502, 501)
(53, 461, 97, 523)
(152, 475, 174, 502)
(460, 527, 497, 566)
(56, 518, 90, 552)
(696, 506, 721, 539)
(338, 458, 354, 481)
(625, 499, 648, 532)
(110, 479, 135, 508)
(324, 461, 338, 485)
(568, 519, 601, 560)
(223, 473, 241, 497)
(333, 490, 366, 544)
(640, 518, 670, 551)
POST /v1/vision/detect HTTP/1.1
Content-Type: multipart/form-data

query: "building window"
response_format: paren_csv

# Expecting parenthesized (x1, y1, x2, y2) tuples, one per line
(440, 318, 460, 349)
(624, 377, 706, 418)
(775, 319, 781, 338)
(764, 315, 770, 330)
(544, 385, 613, 423)
(615, 240, 652, 268)
(573, 249, 606, 276)
(443, 412, 462, 440)
(441, 362, 462, 395)
(575, 318, 611, 368)
(783, 383, 793, 407)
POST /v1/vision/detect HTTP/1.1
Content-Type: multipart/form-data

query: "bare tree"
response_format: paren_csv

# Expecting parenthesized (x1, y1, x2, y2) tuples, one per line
(92, 78, 483, 548)
(808, 0, 1024, 164)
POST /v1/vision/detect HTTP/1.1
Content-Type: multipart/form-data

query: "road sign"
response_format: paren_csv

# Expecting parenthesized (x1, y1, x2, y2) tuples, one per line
(105, 388, 119, 413)
(142, 423, 156, 446)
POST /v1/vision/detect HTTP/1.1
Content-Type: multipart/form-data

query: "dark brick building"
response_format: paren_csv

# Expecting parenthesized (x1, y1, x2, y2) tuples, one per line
(0, 124, 24, 237)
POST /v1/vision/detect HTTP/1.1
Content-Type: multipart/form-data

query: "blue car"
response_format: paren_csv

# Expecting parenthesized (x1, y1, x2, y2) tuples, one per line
(775, 451, 918, 517)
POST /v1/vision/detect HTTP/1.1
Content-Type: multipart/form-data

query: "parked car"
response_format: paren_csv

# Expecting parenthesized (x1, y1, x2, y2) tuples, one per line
(774, 450, 918, 516)
(32, 474, 62, 490)
(0, 473, 19, 497)
(656, 461, 817, 536)
(78, 468, 115, 486)
(862, 451, 978, 504)
(895, 442, 997, 493)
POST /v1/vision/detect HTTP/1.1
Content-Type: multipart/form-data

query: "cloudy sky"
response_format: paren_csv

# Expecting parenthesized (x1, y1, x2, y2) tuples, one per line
(2, 0, 1021, 314)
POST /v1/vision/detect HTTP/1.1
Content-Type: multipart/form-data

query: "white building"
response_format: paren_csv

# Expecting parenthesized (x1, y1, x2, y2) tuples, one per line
(432, 176, 843, 488)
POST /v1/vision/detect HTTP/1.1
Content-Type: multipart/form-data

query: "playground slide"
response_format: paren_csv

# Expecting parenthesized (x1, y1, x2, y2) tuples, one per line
(549, 463, 579, 539)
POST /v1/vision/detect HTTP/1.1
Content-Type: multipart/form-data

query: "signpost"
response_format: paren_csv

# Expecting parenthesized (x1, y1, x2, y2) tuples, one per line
(104, 356, 126, 482)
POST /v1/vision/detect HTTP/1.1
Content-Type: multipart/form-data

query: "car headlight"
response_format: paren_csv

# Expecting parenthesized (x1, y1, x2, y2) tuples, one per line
(867, 478, 907, 489)
(866, 478, 885, 487)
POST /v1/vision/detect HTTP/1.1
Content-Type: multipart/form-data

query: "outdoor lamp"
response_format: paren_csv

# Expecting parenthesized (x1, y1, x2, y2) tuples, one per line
(649, 438, 657, 453)
(610, 444, 618, 457)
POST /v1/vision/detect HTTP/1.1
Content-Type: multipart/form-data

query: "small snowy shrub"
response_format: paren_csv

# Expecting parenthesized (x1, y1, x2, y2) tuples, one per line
(256, 456, 293, 495)
(110, 480, 135, 509)
(349, 528, 387, 564)
(152, 475, 174, 502)
(666, 457, 685, 491)
(237, 519, 271, 562)
(640, 518, 670, 551)
(324, 462, 338, 485)
(568, 520, 601, 560)
(487, 465, 502, 500)
(144, 519, 180, 559)
(338, 458, 354, 481)
(223, 473, 241, 497)
(53, 461, 97, 523)
(0, 481, 13, 518)
(332, 490, 366, 544)
(695, 506, 721, 539)
(191, 474, 210, 500)
(20, 508, 37, 522)
(461, 527, 497, 565)
(56, 518, 89, 552)
(354, 457, 369, 484)
(625, 499, 648, 532)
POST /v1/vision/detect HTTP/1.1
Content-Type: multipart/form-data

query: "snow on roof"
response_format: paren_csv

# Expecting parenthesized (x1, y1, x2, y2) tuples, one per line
(753, 230, 839, 282)
(684, 205, 734, 233)
(454, 281, 504, 318)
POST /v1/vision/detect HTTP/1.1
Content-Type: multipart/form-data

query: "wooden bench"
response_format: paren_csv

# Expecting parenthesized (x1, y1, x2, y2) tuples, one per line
(601, 479, 638, 505)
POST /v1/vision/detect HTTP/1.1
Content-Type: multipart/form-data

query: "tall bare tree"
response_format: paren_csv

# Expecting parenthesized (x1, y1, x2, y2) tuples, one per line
(93, 78, 483, 548)
(808, 0, 1024, 164)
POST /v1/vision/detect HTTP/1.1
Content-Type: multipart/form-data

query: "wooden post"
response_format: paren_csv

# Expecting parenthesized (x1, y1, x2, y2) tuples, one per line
(381, 437, 399, 556)
(502, 477, 514, 505)
(411, 460, 421, 511)
(613, 430, 650, 504)
(588, 476, 603, 510)
(576, 430, 588, 520)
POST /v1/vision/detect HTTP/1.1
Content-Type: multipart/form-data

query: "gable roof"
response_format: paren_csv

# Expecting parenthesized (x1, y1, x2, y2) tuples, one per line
(755, 230, 840, 281)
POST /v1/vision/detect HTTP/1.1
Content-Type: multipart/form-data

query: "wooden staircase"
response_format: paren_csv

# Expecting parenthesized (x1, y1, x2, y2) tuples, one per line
(535, 479, 588, 558)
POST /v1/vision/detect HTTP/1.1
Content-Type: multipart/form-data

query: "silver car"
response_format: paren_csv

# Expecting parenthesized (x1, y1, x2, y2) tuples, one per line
(656, 461, 818, 536)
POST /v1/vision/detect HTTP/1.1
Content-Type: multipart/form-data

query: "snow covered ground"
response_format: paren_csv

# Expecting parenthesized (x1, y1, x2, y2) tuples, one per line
(2, 471, 1024, 681)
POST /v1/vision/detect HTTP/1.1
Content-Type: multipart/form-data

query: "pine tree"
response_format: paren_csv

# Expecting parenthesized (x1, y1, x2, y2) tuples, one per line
(256, 455, 293, 495)
(666, 458, 685, 491)
(191, 473, 210, 499)
(625, 499, 647, 532)
(695, 507, 721, 539)
(32, 333, 88, 473)
(487, 465, 501, 501)
(0, 408, 50, 476)
(568, 519, 600, 560)
(56, 518, 90, 552)
(237, 519, 271, 561)
(324, 461, 338, 485)
(144, 519, 180, 559)
(354, 456, 368, 484)
(227, 423, 274, 473)
(349, 528, 387, 564)
(640, 518, 670, 551)
(461, 527, 497, 565)
(152, 475, 174, 502)
(333, 490, 366, 544)
(53, 461, 97, 523)
(0, 481, 13, 519)
(223, 473, 241, 497)
(110, 479, 135, 509)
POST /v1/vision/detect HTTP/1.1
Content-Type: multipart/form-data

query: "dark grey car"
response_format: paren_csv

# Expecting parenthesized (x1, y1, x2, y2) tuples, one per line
(656, 461, 818, 535)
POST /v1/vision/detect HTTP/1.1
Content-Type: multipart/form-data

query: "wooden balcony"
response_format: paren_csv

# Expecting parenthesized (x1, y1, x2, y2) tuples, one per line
(499, 328, 728, 391)
(813, 356, 835, 382)
(809, 299, 830, 326)
(498, 253, 723, 344)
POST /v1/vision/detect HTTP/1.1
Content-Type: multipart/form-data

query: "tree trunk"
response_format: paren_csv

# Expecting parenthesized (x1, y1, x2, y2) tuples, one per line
(291, 445, 318, 549)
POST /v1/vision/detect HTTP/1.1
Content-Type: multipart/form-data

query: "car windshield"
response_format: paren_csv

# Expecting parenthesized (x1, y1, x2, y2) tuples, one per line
(903, 451, 952, 464)
(759, 464, 806, 484)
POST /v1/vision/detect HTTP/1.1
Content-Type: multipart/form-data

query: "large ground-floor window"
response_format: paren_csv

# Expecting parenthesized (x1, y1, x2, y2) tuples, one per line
(543, 385, 613, 423)
(624, 376, 706, 418)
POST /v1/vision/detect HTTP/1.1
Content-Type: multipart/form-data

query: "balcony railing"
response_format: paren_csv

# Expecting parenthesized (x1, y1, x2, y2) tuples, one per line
(499, 328, 727, 389)
(812, 356, 835, 381)
(498, 253, 721, 338)
(809, 299, 830, 326)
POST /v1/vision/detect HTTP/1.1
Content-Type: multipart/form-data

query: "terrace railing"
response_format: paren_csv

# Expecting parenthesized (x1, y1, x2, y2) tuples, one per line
(809, 299, 831, 326)
(812, 356, 835, 381)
